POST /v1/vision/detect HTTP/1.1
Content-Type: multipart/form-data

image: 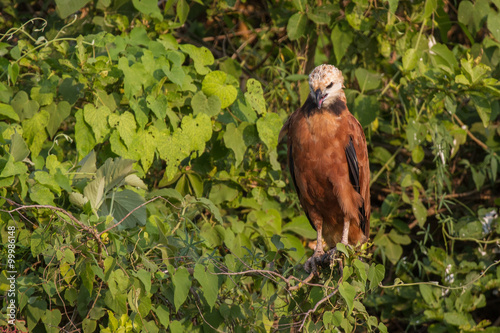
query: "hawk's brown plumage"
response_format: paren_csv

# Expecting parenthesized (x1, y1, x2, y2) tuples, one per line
(280, 64, 370, 272)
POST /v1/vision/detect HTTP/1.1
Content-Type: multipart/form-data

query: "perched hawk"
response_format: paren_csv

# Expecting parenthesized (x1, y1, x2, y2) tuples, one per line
(279, 64, 370, 273)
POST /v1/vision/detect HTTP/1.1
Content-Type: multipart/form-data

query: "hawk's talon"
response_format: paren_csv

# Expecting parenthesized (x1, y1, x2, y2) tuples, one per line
(304, 250, 325, 274)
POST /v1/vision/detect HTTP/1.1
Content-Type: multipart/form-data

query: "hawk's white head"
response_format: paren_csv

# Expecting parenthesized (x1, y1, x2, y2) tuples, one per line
(308, 64, 345, 109)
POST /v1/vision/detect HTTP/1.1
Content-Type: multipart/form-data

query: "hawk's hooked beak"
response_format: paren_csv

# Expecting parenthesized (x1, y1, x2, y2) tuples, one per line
(314, 89, 326, 109)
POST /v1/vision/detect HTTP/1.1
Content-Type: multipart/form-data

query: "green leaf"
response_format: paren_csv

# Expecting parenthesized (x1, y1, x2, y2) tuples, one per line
(107, 269, 129, 295)
(443, 311, 471, 326)
(191, 91, 221, 117)
(355, 68, 382, 92)
(179, 44, 214, 75)
(471, 165, 486, 190)
(345, 3, 370, 30)
(132, 0, 163, 20)
(471, 95, 491, 128)
(75, 109, 96, 158)
(292, 0, 306, 11)
(406, 118, 427, 149)
(157, 113, 212, 181)
(412, 145, 425, 163)
(412, 199, 427, 227)
(22, 110, 50, 158)
(34, 171, 61, 195)
(0, 103, 19, 121)
(458, 1, 474, 26)
(176, 0, 189, 24)
(256, 112, 282, 150)
(43, 309, 62, 333)
(194, 263, 219, 310)
(46, 101, 71, 139)
(282, 215, 316, 239)
(55, 0, 92, 18)
(84, 176, 105, 211)
(307, 5, 335, 25)
(353, 94, 378, 127)
(172, 266, 191, 312)
(11, 90, 39, 121)
(10, 133, 29, 162)
(244, 79, 266, 115)
(287, 13, 308, 41)
(59, 77, 84, 104)
(0, 155, 28, 179)
(104, 291, 128, 315)
(487, 11, 500, 42)
(100, 189, 147, 229)
(133, 269, 152, 294)
(419, 284, 437, 306)
(196, 197, 223, 223)
(431, 43, 458, 74)
(223, 123, 246, 166)
(8, 62, 19, 85)
(154, 305, 170, 328)
(388, 229, 411, 245)
(84, 104, 111, 144)
(402, 48, 419, 71)
(26, 300, 47, 331)
(202, 71, 238, 109)
(108, 111, 137, 148)
(231, 91, 258, 123)
(424, 0, 437, 18)
(388, 0, 398, 14)
(336, 243, 349, 258)
(339, 281, 356, 314)
(96, 157, 135, 194)
(367, 264, 385, 290)
(146, 94, 168, 119)
(330, 22, 354, 64)
(30, 86, 54, 106)
(353, 259, 367, 282)
(82, 318, 97, 333)
(209, 183, 239, 205)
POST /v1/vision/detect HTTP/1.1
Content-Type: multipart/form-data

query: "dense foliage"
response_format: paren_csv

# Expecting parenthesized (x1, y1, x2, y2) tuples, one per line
(0, 0, 499, 332)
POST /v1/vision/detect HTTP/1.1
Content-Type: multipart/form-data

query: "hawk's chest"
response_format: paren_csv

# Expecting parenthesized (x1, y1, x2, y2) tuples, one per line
(292, 110, 344, 154)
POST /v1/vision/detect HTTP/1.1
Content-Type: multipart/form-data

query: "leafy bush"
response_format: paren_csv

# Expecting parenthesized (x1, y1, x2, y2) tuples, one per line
(0, 0, 499, 332)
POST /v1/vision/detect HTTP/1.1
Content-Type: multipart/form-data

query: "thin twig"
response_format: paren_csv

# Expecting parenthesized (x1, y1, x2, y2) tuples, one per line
(379, 260, 500, 290)
(191, 288, 226, 333)
(370, 146, 403, 186)
(451, 112, 493, 154)
(201, 27, 285, 42)
(298, 285, 341, 331)
(1, 203, 106, 257)
(97, 196, 180, 236)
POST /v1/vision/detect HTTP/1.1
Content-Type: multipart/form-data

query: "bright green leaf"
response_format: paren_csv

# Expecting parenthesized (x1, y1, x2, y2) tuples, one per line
(179, 44, 214, 75)
(244, 79, 266, 115)
(22, 110, 50, 158)
(403, 48, 419, 72)
(0, 103, 19, 121)
(172, 266, 191, 312)
(194, 263, 219, 310)
(202, 71, 238, 109)
(412, 199, 427, 228)
(287, 13, 308, 41)
(339, 281, 356, 314)
(223, 123, 246, 166)
(256, 112, 282, 150)
(191, 91, 221, 117)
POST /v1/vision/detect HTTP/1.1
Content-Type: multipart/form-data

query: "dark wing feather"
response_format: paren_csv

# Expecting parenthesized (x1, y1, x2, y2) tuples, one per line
(345, 137, 367, 234)
(288, 141, 315, 231)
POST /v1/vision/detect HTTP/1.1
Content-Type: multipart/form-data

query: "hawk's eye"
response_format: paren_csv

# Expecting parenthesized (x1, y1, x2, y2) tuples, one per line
(326, 82, 334, 89)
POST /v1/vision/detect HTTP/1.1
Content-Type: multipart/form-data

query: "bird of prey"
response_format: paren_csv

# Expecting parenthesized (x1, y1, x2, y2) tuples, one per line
(279, 64, 370, 273)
